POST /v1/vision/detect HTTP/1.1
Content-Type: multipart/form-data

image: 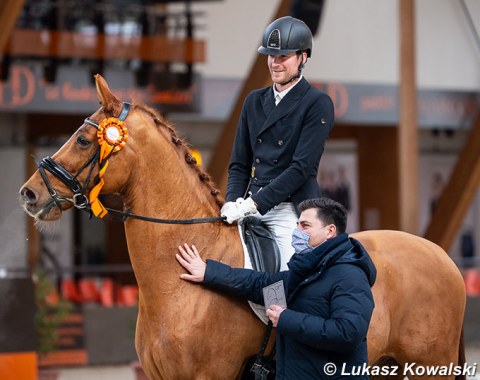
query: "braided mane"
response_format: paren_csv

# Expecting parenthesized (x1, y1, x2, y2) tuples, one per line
(133, 102, 224, 209)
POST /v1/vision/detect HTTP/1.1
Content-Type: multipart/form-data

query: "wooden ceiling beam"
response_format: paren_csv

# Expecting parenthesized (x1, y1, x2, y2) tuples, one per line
(424, 109, 480, 251)
(6, 29, 205, 63)
(0, 0, 24, 54)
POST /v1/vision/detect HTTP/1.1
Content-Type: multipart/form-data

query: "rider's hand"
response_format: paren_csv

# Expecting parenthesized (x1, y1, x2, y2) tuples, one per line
(220, 201, 239, 224)
(236, 197, 258, 220)
(221, 198, 258, 224)
(176, 243, 206, 282)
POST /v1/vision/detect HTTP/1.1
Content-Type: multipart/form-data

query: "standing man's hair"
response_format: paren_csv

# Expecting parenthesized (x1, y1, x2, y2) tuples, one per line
(298, 198, 348, 234)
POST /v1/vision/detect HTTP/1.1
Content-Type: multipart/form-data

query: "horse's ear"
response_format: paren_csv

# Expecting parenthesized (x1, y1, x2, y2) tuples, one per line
(94, 74, 122, 115)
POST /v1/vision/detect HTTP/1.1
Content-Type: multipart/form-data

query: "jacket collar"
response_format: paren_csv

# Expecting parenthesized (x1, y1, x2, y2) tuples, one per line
(288, 234, 351, 278)
(272, 75, 303, 103)
(258, 77, 310, 135)
(286, 234, 352, 302)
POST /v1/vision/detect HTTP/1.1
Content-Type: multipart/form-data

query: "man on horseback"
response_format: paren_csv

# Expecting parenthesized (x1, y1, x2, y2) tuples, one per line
(178, 197, 376, 380)
(220, 16, 335, 270)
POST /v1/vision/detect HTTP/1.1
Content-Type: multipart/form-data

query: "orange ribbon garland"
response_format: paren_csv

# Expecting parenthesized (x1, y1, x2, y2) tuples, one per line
(89, 142, 115, 218)
(88, 117, 128, 218)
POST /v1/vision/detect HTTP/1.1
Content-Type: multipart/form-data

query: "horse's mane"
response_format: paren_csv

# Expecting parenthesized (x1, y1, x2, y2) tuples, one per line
(133, 102, 224, 209)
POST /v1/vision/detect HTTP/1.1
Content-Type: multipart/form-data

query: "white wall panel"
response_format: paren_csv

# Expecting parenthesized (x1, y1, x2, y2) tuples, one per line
(182, 0, 479, 91)
(416, 0, 480, 90)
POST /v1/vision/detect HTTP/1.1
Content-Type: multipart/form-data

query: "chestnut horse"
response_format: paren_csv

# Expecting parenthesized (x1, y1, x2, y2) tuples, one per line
(20, 75, 466, 380)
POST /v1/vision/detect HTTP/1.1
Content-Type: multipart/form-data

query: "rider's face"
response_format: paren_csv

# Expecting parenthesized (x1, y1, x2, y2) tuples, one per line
(268, 52, 305, 91)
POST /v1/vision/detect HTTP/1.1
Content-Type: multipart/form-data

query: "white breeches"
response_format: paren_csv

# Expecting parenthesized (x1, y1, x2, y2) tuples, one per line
(250, 202, 298, 271)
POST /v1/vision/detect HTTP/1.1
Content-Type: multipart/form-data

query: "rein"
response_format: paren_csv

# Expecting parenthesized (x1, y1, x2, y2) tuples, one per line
(34, 102, 225, 225)
(104, 207, 224, 224)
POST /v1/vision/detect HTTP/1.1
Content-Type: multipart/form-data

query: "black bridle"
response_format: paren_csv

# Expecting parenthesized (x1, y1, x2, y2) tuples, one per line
(34, 102, 224, 224)
(33, 149, 100, 210)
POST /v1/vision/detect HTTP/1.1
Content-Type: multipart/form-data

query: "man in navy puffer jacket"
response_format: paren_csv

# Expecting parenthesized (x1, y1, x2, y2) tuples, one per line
(176, 198, 376, 379)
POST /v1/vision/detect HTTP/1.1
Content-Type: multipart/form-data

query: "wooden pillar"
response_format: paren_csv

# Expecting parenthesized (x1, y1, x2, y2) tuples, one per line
(356, 127, 400, 231)
(331, 125, 400, 231)
(207, 0, 292, 191)
(398, 0, 419, 233)
(0, 0, 24, 53)
(424, 110, 480, 251)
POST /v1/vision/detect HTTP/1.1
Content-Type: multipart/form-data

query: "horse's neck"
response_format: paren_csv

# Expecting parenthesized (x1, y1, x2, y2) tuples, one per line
(119, 131, 242, 312)
(124, 133, 217, 219)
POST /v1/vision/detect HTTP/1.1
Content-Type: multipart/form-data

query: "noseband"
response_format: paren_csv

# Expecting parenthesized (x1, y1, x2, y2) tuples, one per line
(34, 102, 131, 217)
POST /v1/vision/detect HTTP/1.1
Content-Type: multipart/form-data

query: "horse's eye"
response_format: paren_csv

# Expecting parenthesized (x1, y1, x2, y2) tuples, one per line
(76, 135, 91, 147)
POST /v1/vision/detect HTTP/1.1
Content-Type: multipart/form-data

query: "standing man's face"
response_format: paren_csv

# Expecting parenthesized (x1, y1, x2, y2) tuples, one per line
(268, 52, 305, 90)
(297, 208, 336, 248)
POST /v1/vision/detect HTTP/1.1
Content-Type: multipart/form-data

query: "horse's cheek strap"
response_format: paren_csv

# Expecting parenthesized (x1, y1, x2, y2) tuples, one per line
(119, 103, 131, 121)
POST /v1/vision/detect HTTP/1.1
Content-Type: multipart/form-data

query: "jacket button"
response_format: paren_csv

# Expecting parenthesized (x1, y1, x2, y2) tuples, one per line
(273, 159, 278, 164)
(256, 138, 262, 143)
(255, 158, 260, 164)
(321, 118, 326, 125)
(278, 140, 283, 146)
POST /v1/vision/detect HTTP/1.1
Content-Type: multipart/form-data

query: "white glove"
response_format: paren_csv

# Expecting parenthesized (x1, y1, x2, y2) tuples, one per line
(220, 198, 258, 224)
(236, 197, 258, 220)
(220, 201, 239, 224)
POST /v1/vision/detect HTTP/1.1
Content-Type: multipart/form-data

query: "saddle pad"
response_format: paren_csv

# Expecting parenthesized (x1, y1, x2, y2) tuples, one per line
(237, 223, 275, 325)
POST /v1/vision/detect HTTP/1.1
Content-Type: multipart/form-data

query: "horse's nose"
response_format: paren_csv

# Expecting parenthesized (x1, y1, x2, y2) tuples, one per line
(20, 186, 37, 206)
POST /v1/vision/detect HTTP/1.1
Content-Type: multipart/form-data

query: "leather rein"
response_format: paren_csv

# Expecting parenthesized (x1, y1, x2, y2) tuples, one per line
(34, 102, 225, 225)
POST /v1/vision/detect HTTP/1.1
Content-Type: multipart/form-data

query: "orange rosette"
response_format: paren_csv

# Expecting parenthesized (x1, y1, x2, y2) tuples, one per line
(97, 117, 128, 152)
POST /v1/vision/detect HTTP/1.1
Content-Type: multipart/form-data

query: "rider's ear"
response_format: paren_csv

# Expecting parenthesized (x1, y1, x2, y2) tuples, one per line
(95, 74, 123, 116)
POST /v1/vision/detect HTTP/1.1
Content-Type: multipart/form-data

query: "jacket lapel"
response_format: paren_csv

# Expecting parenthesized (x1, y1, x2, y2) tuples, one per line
(261, 88, 275, 118)
(258, 78, 311, 136)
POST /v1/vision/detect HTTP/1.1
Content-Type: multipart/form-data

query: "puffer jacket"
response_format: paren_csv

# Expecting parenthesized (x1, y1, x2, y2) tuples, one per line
(203, 233, 376, 379)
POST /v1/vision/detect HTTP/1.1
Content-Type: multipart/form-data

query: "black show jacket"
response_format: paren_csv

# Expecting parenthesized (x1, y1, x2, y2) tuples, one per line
(226, 78, 335, 214)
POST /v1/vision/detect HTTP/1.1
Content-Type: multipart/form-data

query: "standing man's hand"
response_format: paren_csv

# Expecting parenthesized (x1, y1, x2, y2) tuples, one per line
(176, 243, 206, 282)
(266, 305, 286, 327)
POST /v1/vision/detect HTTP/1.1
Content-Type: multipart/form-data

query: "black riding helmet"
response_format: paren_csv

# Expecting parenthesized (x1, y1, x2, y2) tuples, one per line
(258, 16, 313, 57)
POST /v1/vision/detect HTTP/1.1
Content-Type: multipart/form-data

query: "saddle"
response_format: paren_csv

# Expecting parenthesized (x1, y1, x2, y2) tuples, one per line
(241, 217, 281, 273)
(240, 218, 279, 379)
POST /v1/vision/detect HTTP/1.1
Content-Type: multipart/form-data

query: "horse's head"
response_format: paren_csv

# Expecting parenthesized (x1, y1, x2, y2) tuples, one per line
(19, 75, 140, 221)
